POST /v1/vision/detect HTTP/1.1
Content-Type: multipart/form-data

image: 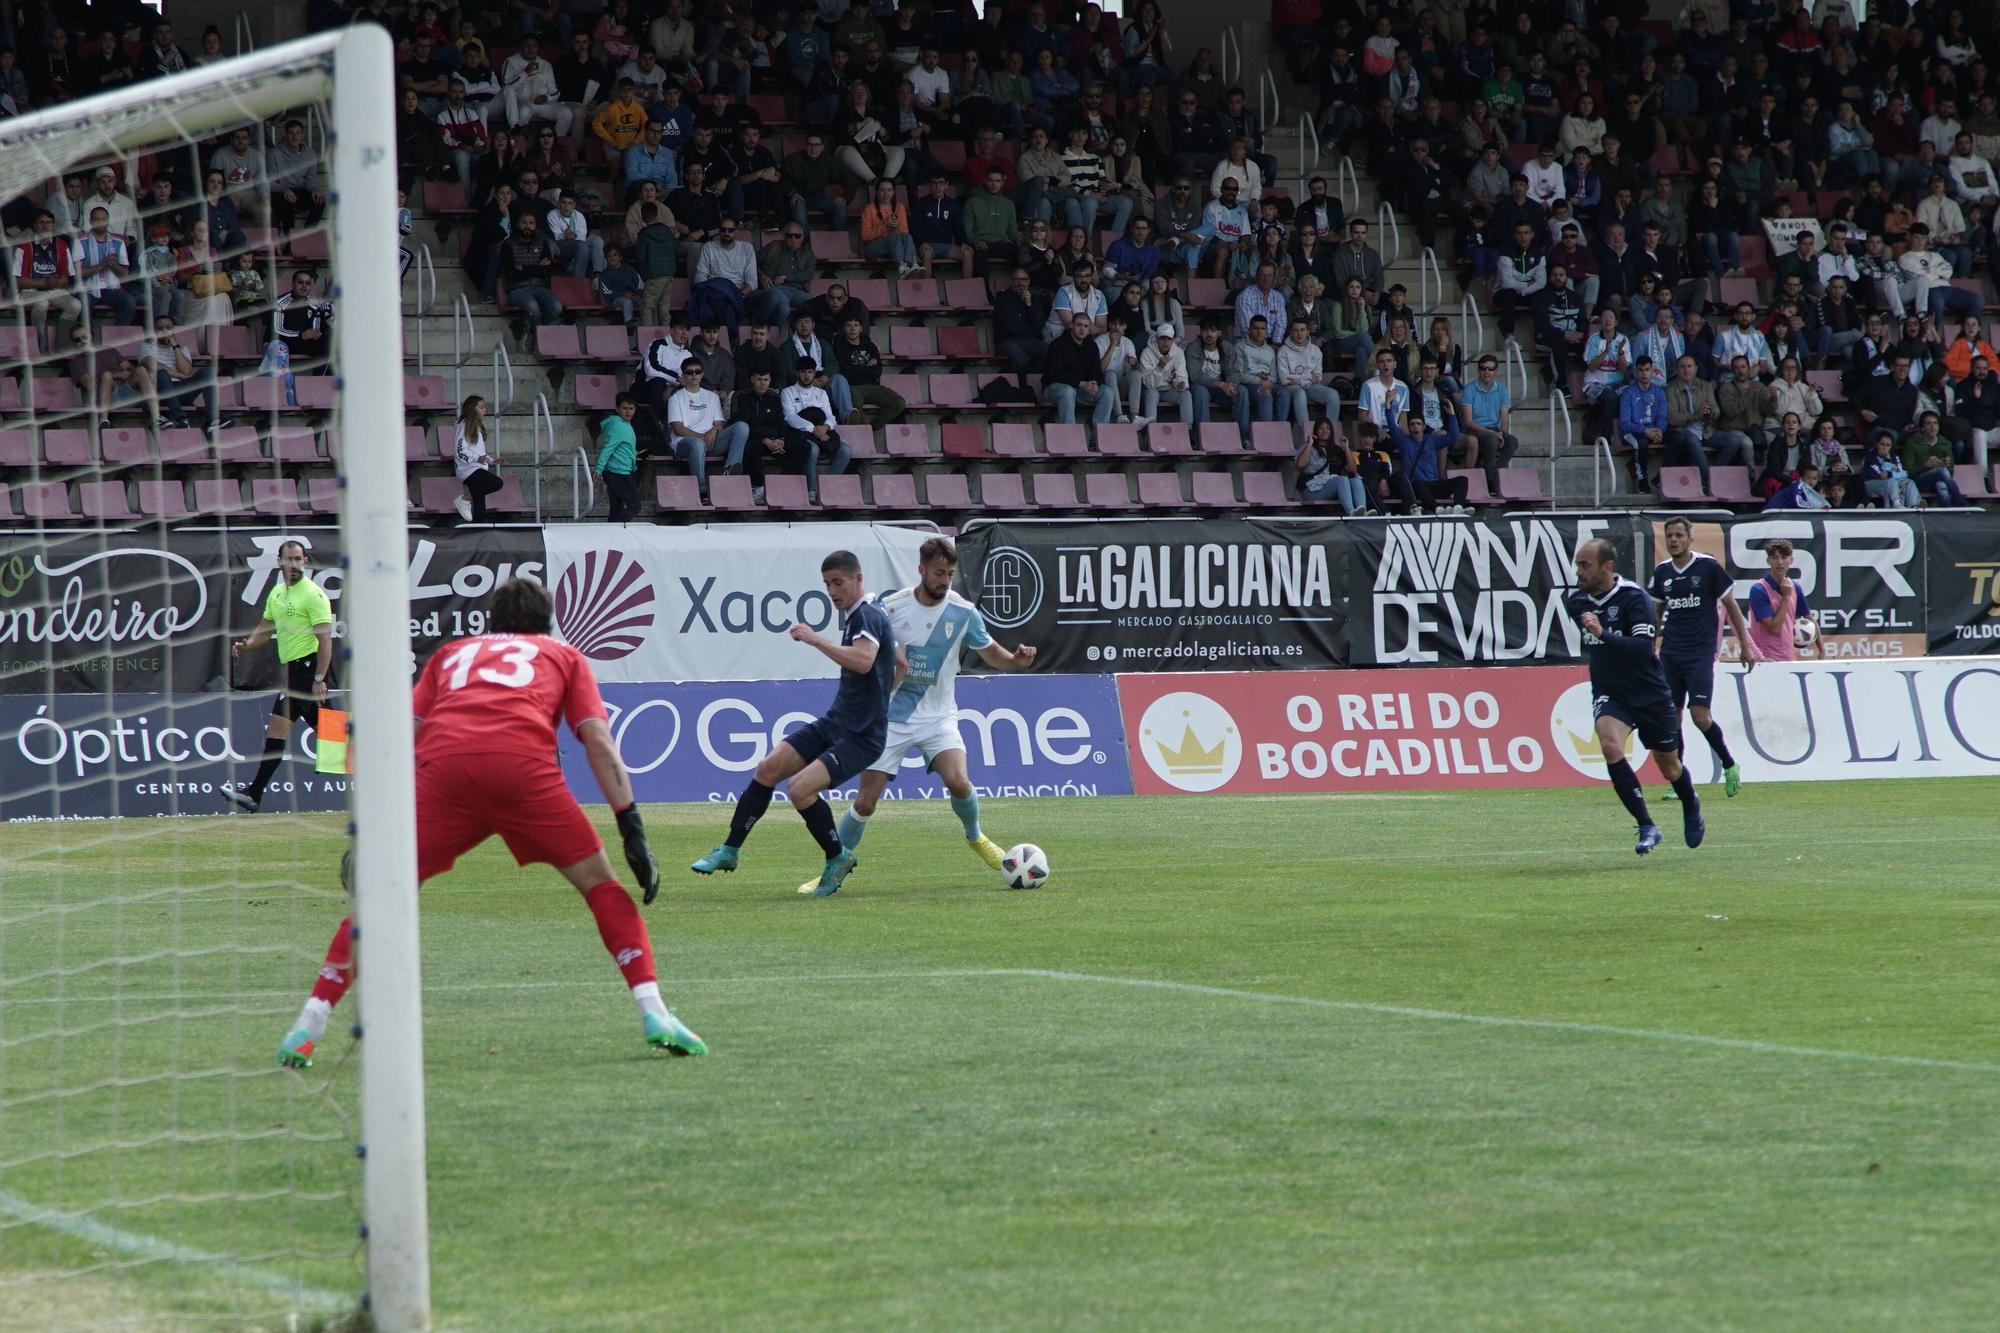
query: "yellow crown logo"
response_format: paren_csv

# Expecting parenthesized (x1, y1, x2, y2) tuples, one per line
(1151, 719, 1229, 773)
(1567, 728, 1605, 764)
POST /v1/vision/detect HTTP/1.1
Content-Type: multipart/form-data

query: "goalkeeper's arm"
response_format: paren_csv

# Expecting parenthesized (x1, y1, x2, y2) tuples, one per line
(575, 718, 660, 903)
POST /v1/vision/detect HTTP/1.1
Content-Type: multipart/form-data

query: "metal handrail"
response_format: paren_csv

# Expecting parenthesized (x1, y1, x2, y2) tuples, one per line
(1460, 291, 1485, 354)
(1220, 25, 1240, 87)
(1336, 156, 1359, 216)
(1549, 389, 1572, 511)
(571, 447, 596, 520)
(1299, 113, 1321, 195)
(233, 13, 255, 55)
(1376, 199, 1402, 265)
(1260, 69, 1282, 142)
(1591, 434, 1618, 508)
(1502, 336, 1528, 401)
(449, 292, 473, 401)
(1418, 247, 1443, 314)
(406, 244, 437, 374)
(530, 391, 555, 522)
(492, 339, 515, 409)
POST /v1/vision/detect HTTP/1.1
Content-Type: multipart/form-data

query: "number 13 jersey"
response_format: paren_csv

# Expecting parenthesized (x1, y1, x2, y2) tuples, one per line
(411, 634, 609, 759)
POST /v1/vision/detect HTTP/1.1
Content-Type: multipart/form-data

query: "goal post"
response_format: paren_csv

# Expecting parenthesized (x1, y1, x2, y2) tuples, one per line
(0, 27, 428, 1331)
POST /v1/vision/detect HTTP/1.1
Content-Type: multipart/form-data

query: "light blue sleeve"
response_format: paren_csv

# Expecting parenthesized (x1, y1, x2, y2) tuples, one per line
(962, 605, 993, 651)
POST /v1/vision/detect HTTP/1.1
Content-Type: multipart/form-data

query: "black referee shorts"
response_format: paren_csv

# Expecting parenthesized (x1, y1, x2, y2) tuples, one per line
(274, 656, 336, 725)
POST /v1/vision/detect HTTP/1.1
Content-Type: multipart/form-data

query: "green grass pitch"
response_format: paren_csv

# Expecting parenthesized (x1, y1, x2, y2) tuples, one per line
(3, 780, 1998, 1331)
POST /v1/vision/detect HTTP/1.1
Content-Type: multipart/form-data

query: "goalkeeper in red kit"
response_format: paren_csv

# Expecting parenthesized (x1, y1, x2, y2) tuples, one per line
(277, 579, 705, 1064)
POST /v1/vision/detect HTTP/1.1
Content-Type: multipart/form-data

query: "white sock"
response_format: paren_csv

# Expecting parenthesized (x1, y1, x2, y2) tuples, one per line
(631, 980, 669, 1022)
(295, 996, 332, 1040)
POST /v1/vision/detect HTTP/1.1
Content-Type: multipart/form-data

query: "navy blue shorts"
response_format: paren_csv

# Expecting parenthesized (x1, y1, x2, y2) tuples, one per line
(785, 718, 884, 788)
(1661, 655, 1716, 712)
(1593, 692, 1682, 755)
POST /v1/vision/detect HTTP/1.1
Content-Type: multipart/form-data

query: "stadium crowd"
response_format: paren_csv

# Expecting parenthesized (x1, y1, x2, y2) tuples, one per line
(2, 0, 1998, 521)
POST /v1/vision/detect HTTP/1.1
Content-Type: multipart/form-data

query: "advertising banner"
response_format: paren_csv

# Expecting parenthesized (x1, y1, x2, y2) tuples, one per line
(1, 693, 349, 821)
(1921, 514, 2000, 655)
(1115, 659, 2000, 796)
(541, 522, 932, 683)
(0, 528, 548, 694)
(954, 519, 1348, 673)
(557, 673, 1133, 804)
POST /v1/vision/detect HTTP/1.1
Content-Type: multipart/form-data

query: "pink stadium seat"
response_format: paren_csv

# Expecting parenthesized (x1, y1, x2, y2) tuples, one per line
(936, 326, 984, 359)
(1497, 466, 1551, 504)
(415, 477, 462, 513)
(203, 324, 258, 361)
(77, 481, 135, 520)
(977, 470, 1028, 510)
(880, 372, 927, 408)
(239, 377, 292, 411)
(0, 378, 20, 410)
(404, 376, 448, 410)
(1955, 465, 1996, 500)
(846, 278, 892, 308)
(871, 473, 919, 508)
(943, 279, 991, 312)
(1451, 470, 1497, 505)
(19, 481, 78, 521)
(1190, 471, 1238, 507)
(1095, 423, 1142, 457)
(585, 325, 633, 360)
(927, 373, 976, 409)
(835, 423, 879, 459)
(1146, 422, 1194, 455)
(304, 478, 342, 513)
(158, 429, 210, 464)
(26, 377, 79, 412)
(210, 428, 264, 464)
(816, 474, 864, 509)
(1136, 472, 1183, 507)
(810, 230, 859, 264)
(1185, 278, 1228, 310)
(536, 325, 585, 359)
(551, 276, 605, 314)
(424, 181, 473, 218)
(1240, 471, 1290, 507)
(1707, 467, 1756, 504)
(402, 426, 431, 461)
(272, 427, 323, 463)
(897, 276, 947, 311)
(924, 472, 974, 508)
(709, 476, 758, 510)
(251, 478, 308, 516)
(1043, 424, 1090, 457)
(1660, 466, 1709, 503)
(1030, 471, 1084, 508)
(193, 478, 249, 515)
(0, 429, 31, 465)
(289, 230, 331, 262)
(1249, 422, 1295, 457)
(0, 327, 35, 360)
(763, 474, 814, 510)
(884, 423, 931, 457)
(656, 476, 706, 511)
(1197, 421, 1247, 455)
(137, 479, 190, 517)
(1806, 370, 1845, 402)
(487, 475, 529, 514)
(43, 429, 93, 467)
(1083, 472, 1136, 509)
(889, 325, 938, 360)
(101, 428, 152, 464)
(990, 423, 1039, 458)
(941, 423, 988, 458)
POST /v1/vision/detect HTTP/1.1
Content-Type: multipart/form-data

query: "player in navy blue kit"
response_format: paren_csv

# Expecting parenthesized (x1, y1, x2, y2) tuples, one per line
(1648, 517, 1761, 799)
(692, 550, 897, 896)
(1566, 539, 1704, 855)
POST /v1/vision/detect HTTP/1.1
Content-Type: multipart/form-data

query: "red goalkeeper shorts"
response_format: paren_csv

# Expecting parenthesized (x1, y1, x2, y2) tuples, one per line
(415, 752, 603, 881)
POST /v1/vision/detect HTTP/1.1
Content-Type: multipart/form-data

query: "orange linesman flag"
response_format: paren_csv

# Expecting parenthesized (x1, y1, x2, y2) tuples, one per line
(315, 708, 354, 774)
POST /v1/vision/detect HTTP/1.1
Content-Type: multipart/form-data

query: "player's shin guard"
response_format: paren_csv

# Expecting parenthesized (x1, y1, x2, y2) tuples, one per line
(837, 807, 869, 851)
(583, 881, 657, 989)
(1605, 758, 1653, 825)
(800, 797, 843, 859)
(292, 916, 355, 1041)
(725, 779, 775, 848)
(1698, 720, 1736, 768)
(949, 791, 982, 840)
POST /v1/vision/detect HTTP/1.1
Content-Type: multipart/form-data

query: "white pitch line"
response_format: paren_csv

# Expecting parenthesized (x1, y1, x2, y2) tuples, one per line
(0, 1189, 354, 1315)
(1005, 969, 2000, 1075)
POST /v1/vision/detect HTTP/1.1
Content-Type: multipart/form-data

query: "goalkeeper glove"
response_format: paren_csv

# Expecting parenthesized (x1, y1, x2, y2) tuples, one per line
(616, 804, 661, 905)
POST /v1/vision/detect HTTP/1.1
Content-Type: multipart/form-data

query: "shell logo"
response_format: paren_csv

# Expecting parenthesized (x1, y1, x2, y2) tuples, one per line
(553, 550, 656, 660)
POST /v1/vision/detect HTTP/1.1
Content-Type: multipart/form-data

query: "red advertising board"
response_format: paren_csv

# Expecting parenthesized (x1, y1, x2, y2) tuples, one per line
(1116, 667, 1628, 795)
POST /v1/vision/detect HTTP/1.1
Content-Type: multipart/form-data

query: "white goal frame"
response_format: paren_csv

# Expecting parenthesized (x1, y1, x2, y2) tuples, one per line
(0, 28, 429, 1331)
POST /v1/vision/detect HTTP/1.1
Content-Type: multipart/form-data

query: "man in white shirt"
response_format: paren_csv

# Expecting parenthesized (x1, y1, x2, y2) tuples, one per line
(1522, 143, 1566, 209)
(1095, 312, 1139, 422)
(637, 316, 695, 413)
(1711, 303, 1773, 379)
(1045, 265, 1108, 340)
(907, 47, 951, 109)
(1816, 223, 1860, 290)
(1947, 131, 1999, 209)
(1901, 223, 1979, 323)
(1358, 350, 1410, 434)
(74, 206, 136, 325)
(665, 359, 748, 499)
(1918, 98, 1962, 158)
(86, 168, 139, 243)
(546, 193, 606, 277)
(503, 36, 573, 133)
(778, 356, 852, 498)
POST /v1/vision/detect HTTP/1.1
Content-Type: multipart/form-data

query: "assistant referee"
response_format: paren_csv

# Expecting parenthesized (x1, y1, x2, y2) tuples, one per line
(225, 539, 336, 813)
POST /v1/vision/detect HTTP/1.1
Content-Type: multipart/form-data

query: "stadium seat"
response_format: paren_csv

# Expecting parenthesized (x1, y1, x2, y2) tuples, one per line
(551, 276, 605, 314)
(1240, 471, 1291, 508)
(889, 325, 938, 360)
(404, 376, 448, 410)
(940, 422, 988, 459)
(898, 276, 947, 312)
(1185, 278, 1228, 311)
(203, 324, 258, 361)
(924, 472, 974, 509)
(1707, 467, 1756, 504)
(831, 422, 878, 460)
(1083, 472, 1136, 509)
(0, 430, 31, 466)
(880, 373, 928, 410)
(239, 377, 293, 411)
(289, 230, 331, 262)
(816, 474, 864, 509)
(884, 423, 931, 457)
(763, 474, 814, 510)
(656, 476, 705, 511)
(251, 478, 309, 516)
(1660, 466, 1709, 503)
(26, 376, 79, 412)
(574, 374, 623, 411)
(810, 230, 859, 264)
(305, 478, 342, 513)
(709, 476, 758, 510)
(584, 325, 632, 360)
(487, 475, 531, 515)
(0, 327, 34, 360)
(43, 429, 93, 467)
(942, 279, 990, 312)
(1095, 422, 1142, 457)
(927, 373, 976, 410)
(1030, 471, 1084, 508)
(1146, 422, 1194, 455)
(193, 479, 249, 516)
(101, 428, 152, 465)
(1197, 421, 1248, 455)
(977, 470, 1028, 510)
(936, 326, 984, 359)
(1043, 424, 1090, 457)
(1190, 471, 1238, 507)
(871, 473, 919, 509)
(76, 481, 135, 521)
(0, 379, 20, 411)
(137, 479, 190, 518)
(1953, 465, 1995, 500)
(19, 481, 78, 521)
(0, 485, 17, 522)
(1249, 422, 1295, 457)
(422, 180, 474, 220)
(536, 325, 586, 359)
(1136, 472, 1184, 507)
(990, 423, 1038, 458)
(846, 278, 892, 308)
(1717, 277, 1761, 308)
(210, 428, 265, 464)
(158, 429, 210, 464)
(272, 427, 323, 462)
(1497, 466, 1552, 505)
(415, 476, 464, 514)
(1451, 469, 1497, 505)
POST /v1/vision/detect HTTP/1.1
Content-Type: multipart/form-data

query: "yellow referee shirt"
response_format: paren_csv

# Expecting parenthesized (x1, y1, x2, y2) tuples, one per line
(263, 577, 334, 665)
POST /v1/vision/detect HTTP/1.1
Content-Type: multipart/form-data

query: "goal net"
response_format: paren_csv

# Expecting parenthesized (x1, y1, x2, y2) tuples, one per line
(0, 29, 427, 1331)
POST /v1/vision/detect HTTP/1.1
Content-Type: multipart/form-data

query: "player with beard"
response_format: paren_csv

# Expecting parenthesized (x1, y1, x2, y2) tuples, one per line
(1648, 516, 1761, 797)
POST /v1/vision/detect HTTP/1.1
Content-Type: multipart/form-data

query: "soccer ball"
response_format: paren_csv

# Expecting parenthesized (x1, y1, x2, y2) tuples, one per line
(1000, 843, 1050, 890)
(1794, 617, 1820, 650)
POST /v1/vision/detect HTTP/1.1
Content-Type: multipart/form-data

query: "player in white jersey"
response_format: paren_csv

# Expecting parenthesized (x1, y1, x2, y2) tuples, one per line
(804, 537, 1037, 890)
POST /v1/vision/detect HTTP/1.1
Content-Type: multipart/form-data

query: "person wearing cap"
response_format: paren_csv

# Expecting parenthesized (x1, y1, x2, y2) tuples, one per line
(1135, 323, 1193, 428)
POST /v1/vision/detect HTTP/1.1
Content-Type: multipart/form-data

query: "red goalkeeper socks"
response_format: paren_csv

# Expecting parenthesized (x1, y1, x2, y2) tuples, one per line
(583, 881, 657, 988)
(312, 916, 356, 1006)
